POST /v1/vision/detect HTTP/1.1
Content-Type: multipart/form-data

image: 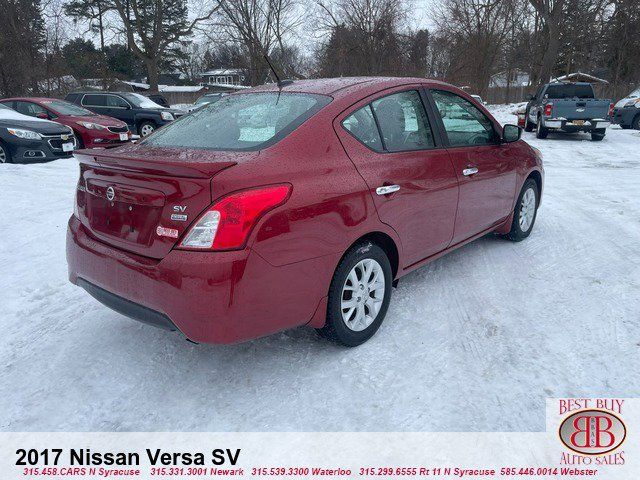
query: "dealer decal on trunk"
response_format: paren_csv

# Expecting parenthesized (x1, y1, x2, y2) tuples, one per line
(156, 225, 179, 239)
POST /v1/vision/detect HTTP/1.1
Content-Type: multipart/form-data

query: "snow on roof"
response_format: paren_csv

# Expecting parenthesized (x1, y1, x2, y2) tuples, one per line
(201, 69, 243, 76)
(121, 80, 150, 89)
(0, 107, 54, 124)
(552, 72, 609, 84)
(205, 83, 250, 90)
(159, 85, 205, 93)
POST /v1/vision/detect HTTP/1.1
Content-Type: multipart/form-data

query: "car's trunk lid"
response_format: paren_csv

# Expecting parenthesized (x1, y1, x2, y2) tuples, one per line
(75, 146, 252, 259)
(550, 99, 611, 121)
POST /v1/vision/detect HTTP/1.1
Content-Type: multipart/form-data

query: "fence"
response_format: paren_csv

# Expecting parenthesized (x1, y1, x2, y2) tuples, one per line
(485, 80, 638, 105)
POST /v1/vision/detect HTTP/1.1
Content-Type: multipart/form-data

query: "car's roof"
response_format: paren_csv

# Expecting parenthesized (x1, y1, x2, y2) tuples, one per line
(68, 91, 129, 95)
(248, 77, 452, 99)
(1, 96, 70, 102)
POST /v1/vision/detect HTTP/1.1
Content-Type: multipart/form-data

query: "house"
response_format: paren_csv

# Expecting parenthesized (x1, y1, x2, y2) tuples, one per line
(200, 69, 246, 88)
(489, 69, 531, 88)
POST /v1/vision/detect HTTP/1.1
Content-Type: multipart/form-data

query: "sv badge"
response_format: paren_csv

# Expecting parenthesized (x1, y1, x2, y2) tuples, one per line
(171, 206, 188, 222)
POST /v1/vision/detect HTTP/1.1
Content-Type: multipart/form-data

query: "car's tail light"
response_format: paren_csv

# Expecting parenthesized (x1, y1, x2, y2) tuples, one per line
(179, 184, 291, 250)
(608, 103, 614, 117)
(544, 104, 553, 117)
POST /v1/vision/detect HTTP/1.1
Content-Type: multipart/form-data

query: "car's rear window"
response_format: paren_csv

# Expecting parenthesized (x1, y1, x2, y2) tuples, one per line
(142, 92, 331, 151)
(545, 84, 595, 99)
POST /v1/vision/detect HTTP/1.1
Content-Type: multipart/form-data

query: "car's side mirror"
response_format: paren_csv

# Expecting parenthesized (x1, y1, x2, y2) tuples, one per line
(36, 112, 49, 119)
(502, 124, 522, 143)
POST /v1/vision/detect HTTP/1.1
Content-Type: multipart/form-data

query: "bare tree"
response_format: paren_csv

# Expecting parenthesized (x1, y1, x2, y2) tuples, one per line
(527, 0, 565, 84)
(315, 0, 407, 76)
(434, 0, 527, 94)
(212, 0, 303, 85)
(111, 0, 220, 90)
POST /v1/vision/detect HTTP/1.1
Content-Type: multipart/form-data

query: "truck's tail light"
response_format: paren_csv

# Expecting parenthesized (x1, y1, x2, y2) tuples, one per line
(608, 103, 614, 117)
(544, 104, 553, 117)
(179, 184, 292, 250)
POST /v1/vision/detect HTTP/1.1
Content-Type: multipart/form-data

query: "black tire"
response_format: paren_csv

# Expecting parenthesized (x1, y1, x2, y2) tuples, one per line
(621, 125, 631, 130)
(632, 115, 640, 131)
(138, 121, 156, 137)
(0, 141, 12, 164)
(505, 178, 539, 242)
(591, 129, 606, 141)
(317, 242, 393, 347)
(535, 115, 548, 139)
(524, 108, 535, 132)
(74, 132, 85, 149)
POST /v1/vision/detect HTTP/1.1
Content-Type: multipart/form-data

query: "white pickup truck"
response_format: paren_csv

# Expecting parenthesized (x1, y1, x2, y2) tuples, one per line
(524, 82, 613, 141)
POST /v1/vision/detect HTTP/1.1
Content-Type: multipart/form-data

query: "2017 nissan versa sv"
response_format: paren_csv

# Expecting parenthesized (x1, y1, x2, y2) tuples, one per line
(67, 77, 543, 346)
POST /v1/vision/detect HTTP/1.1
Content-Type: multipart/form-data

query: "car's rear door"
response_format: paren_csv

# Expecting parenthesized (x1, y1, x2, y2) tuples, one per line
(335, 86, 459, 268)
(426, 88, 517, 244)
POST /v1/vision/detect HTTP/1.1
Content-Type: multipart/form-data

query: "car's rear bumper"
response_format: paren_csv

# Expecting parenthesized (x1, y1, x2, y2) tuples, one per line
(66, 216, 332, 343)
(544, 118, 610, 131)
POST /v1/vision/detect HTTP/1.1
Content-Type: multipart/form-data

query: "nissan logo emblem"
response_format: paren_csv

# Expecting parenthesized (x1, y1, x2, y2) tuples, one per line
(106, 186, 115, 201)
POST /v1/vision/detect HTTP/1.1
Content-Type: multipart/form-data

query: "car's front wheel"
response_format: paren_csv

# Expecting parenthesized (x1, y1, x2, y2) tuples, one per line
(138, 121, 156, 137)
(505, 178, 539, 242)
(318, 242, 392, 346)
(0, 142, 11, 164)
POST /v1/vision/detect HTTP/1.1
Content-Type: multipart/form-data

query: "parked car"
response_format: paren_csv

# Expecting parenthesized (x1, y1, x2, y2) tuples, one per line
(188, 93, 228, 112)
(524, 82, 613, 140)
(0, 97, 131, 149)
(0, 103, 76, 163)
(65, 91, 185, 137)
(67, 77, 543, 346)
(147, 94, 170, 108)
(611, 87, 640, 130)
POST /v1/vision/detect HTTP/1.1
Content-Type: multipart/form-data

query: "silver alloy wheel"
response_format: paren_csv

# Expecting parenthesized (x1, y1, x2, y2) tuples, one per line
(0, 144, 6, 163)
(341, 258, 386, 332)
(519, 187, 536, 232)
(140, 124, 155, 136)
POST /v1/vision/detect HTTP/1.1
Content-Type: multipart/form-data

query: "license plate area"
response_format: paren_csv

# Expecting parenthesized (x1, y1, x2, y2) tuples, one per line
(572, 120, 585, 126)
(119, 133, 128, 141)
(62, 142, 74, 152)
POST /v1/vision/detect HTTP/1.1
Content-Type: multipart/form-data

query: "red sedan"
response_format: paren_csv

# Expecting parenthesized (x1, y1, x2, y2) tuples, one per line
(67, 77, 543, 346)
(0, 97, 130, 149)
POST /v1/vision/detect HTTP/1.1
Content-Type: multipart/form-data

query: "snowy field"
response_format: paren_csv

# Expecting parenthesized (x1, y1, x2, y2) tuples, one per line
(1, 106, 639, 432)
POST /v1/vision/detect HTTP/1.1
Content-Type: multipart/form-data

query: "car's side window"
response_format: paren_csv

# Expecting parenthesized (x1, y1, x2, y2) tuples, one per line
(82, 94, 107, 107)
(431, 90, 497, 147)
(15, 101, 48, 118)
(371, 90, 435, 152)
(342, 105, 383, 151)
(106, 95, 129, 108)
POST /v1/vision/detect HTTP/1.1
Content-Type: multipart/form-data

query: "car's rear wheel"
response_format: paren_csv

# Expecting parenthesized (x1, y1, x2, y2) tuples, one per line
(0, 142, 11, 164)
(632, 115, 640, 130)
(318, 242, 392, 346)
(139, 121, 156, 137)
(535, 116, 548, 139)
(591, 129, 606, 141)
(505, 178, 539, 242)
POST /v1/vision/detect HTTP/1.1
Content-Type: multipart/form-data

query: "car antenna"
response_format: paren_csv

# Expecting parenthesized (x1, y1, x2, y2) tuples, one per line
(263, 54, 293, 89)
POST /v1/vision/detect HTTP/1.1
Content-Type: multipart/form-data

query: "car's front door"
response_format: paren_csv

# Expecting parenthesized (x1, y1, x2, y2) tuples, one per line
(428, 89, 517, 244)
(335, 87, 459, 268)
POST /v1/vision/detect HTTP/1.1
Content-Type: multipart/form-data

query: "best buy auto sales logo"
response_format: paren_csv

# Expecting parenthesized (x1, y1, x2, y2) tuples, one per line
(558, 399, 627, 466)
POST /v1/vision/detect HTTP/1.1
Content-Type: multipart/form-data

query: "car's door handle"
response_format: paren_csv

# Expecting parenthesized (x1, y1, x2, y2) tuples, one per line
(376, 185, 401, 195)
(463, 167, 479, 176)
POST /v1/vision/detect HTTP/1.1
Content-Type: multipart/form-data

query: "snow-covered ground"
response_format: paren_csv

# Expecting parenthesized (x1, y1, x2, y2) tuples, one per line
(1, 106, 639, 432)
